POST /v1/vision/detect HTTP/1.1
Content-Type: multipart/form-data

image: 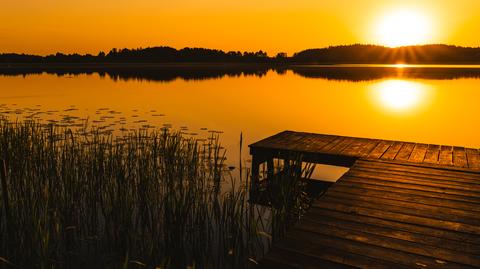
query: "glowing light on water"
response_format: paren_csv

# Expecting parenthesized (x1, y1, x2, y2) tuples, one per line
(371, 79, 430, 112)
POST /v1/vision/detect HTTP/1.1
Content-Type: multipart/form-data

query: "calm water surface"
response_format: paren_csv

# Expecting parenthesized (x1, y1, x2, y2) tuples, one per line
(1, 65, 479, 178)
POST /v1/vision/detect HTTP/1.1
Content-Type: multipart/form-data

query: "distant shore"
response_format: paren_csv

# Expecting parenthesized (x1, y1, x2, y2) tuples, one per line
(2, 62, 480, 70)
(0, 62, 278, 68)
(3, 44, 480, 66)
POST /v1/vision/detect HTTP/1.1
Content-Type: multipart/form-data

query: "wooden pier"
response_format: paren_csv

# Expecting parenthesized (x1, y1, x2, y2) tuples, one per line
(250, 131, 480, 269)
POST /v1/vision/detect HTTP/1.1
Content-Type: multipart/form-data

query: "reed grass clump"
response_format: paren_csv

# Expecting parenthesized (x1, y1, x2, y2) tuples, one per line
(0, 119, 310, 269)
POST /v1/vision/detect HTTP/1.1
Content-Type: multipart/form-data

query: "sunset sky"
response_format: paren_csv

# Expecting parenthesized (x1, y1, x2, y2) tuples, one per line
(1, 0, 479, 55)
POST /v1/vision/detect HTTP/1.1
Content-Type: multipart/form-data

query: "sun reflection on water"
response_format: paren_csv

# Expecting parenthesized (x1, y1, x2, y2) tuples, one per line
(371, 79, 431, 113)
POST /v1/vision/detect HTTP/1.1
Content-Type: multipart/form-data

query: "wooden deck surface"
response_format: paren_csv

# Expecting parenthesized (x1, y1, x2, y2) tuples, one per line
(250, 131, 480, 170)
(250, 131, 480, 269)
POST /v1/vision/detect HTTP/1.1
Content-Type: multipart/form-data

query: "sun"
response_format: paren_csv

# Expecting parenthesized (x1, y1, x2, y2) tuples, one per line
(376, 10, 432, 47)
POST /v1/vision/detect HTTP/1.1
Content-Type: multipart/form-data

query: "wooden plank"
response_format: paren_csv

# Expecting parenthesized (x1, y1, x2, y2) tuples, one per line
(351, 166, 480, 186)
(367, 140, 393, 159)
(439, 145, 454, 166)
(336, 179, 480, 205)
(341, 138, 372, 157)
(394, 142, 415, 161)
(273, 238, 410, 269)
(350, 139, 375, 157)
(454, 147, 468, 168)
(319, 136, 347, 152)
(292, 134, 323, 152)
(312, 197, 480, 235)
(296, 218, 480, 267)
(342, 175, 480, 200)
(329, 137, 357, 154)
(424, 144, 440, 164)
(262, 246, 357, 269)
(250, 131, 297, 149)
(354, 159, 480, 180)
(330, 183, 480, 213)
(308, 134, 338, 152)
(466, 148, 480, 169)
(283, 133, 318, 152)
(409, 143, 428, 163)
(308, 207, 480, 250)
(325, 186, 480, 223)
(345, 170, 480, 192)
(257, 131, 309, 151)
(347, 162, 480, 188)
(284, 229, 471, 269)
(358, 139, 380, 157)
(249, 131, 288, 148)
(359, 157, 480, 174)
(380, 141, 403, 160)
(355, 160, 480, 183)
(323, 190, 480, 225)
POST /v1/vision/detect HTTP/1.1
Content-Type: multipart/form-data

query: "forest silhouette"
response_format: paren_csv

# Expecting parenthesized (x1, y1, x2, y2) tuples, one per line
(2, 44, 480, 82)
(2, 44, 480, 64)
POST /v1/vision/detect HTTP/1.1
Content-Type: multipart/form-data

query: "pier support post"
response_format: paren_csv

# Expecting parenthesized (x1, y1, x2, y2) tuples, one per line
(266, 157, 274, 180)
(251, 154, 262, 195)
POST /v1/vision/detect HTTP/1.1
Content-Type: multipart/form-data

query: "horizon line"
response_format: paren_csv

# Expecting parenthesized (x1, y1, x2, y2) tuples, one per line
(2, 43, 480, 58)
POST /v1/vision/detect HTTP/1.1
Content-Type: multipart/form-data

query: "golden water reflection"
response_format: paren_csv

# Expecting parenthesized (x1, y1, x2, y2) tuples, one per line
(0, 69, 479, 179)
(370, 79, 431, 113)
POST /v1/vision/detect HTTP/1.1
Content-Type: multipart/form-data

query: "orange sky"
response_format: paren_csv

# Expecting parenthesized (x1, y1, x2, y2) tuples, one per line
(1, 0, 479, 55)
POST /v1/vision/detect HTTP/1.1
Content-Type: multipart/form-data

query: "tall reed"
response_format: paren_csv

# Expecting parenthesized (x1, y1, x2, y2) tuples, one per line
(0, 119, 309, 268)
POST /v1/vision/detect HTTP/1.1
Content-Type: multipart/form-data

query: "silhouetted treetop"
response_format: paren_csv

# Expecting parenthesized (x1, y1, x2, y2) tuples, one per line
(0, 46, 273, 64)
(292, 44, 480, 64)
(1, 44, 480, 64)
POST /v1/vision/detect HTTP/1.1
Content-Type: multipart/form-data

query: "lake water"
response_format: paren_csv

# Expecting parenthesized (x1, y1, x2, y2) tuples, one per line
(1, 64, 479, 179)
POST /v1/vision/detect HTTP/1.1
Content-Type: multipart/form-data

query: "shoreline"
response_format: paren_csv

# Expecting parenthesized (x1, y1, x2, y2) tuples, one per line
(2, 62, 480, 69)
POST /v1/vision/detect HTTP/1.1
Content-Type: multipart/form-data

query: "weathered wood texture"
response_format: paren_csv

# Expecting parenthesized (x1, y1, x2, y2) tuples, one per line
(251, 131, 480, 269)
(250, 131, 480, 170)
(261, 159, 480, 269)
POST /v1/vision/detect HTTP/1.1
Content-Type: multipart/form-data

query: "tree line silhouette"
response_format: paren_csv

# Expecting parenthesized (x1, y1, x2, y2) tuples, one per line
(1, 44, 480, 64)
(0, 47, 275, 64)
(291, 44, 480, 64)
